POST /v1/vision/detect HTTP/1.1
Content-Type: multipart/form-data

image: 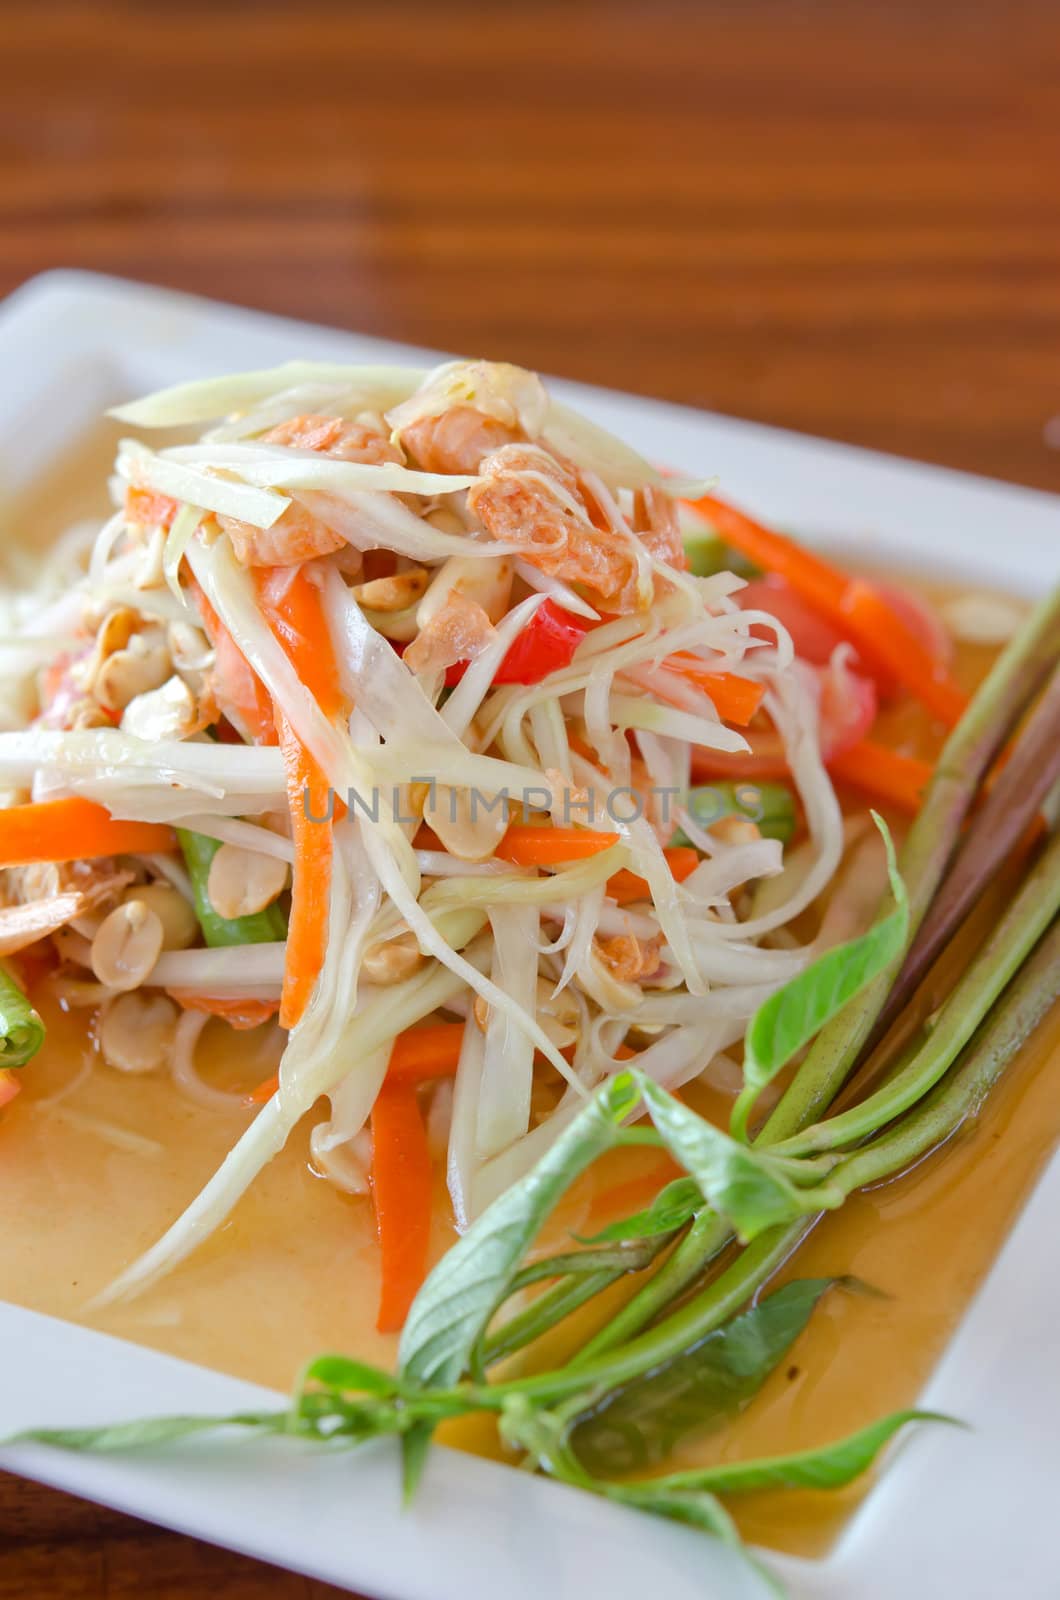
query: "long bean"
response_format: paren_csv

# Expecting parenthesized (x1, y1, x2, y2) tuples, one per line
(0, 962, 44, 1068)
(177, 827, 287, 947)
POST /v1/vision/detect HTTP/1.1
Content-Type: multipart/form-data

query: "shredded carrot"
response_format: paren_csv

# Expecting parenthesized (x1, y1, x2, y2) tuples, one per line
(255, 566, 345, 1031)
(0, 1069, 21, 1112)
(246, 1071, 279, 1105)
(606, 846, 701, 905)
(168, 994, 281, 1031)
(659, 659, 766, 727)
(256, 567, 344, 713)
(371, 1079, 433, 1333)
(276, 717, 333, 1029)
(497, 824, 621, 866)
(246, 1021, 468, 1106)
(828, 739, 934, 815)
(838, 581, 968, 728)
(0, 798, 175, 867)
(388, 1022, 466, 1082)
(687, 495, 967, 728)
(567, 731, 603, 767)
(690, 494, 847, 614)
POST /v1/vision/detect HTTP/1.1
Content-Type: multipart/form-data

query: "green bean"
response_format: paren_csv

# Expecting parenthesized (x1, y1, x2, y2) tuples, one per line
(0, 962, 44, 1068)
(176, 828, 287, 948)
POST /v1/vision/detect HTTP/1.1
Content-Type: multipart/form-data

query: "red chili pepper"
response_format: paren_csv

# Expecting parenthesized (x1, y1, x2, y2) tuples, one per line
(445, 599, 594, 687)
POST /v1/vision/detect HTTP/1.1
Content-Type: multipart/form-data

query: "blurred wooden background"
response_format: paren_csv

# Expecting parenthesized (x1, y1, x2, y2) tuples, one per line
(1, 0, 1058, 1594)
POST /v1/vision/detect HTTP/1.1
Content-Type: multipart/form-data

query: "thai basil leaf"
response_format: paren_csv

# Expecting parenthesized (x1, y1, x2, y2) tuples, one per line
(500, 1396, 742, 1549)
(0, 964, 44, 1068)
(649, 1408, 961, 1496)
(731, 813, 909, 1142)
(597, 1478, 742, 1546)
(297, 1354, 405, 1398)
(578, 1177, 705, 1244)
(634, 1073, 844, 1243)
(568, 1279, 832, 1475)
(399, 1072, 639, 1391)
(9, 1411, 289, 1453)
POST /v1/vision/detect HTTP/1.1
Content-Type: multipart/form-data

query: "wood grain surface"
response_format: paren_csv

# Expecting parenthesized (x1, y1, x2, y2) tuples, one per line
(1, 1, 1058, 1594)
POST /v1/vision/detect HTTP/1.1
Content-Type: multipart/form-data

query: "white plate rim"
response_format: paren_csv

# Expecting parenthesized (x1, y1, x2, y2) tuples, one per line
(0, 270, 1058, 1600)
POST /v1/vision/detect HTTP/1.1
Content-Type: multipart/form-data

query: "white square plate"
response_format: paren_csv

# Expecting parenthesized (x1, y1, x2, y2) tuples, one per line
(1, 271, 1057, 1600)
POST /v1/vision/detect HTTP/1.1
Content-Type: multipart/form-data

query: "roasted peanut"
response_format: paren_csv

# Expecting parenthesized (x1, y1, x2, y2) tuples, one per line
(206, 843, 289, 920)
(90, 900, 164, 990)
(100, 992, 179, 1074)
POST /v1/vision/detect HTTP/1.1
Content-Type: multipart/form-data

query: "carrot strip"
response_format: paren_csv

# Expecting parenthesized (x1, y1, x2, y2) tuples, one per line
(828, 739, 934, 816)
(839, 581, 968, 728)
(659, 659, 766, 727)
(691, 494, 848, 613)
(246, 1020, 468, 1106)
(246, 1071, 279, 1104)
(371, 1079, 433, 1333)
(497, 824, 621, 866)
(0, 1069, 21, 1112)
(0, 798, 175, 866)
(387, 1022, 466, 1082)
(606, 846, 701, 905)
(277, 717, 333, 1030)
(255, 567, 343, 714)
(687, 494, 967, 728)
(256, 567, 345, 1031)
(168, 993, 281, 1031)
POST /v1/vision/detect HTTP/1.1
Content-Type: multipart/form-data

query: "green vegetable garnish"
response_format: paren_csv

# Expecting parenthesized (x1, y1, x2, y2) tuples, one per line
(681, 527, 759, 580)
(11, 589, 1060, 1595)
(569, 1278, 833, 1473)
(672, 781, 796, 847)
(730, 812, 908, 1142)
(0, 963, 45, 1069)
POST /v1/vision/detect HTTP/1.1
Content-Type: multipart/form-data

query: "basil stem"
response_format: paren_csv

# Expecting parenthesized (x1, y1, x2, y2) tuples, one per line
(481, 1270, 629, 1368)
(176, 828, 287, 947)
(490, 1220, 814, 1407)
(775, 828, 1060, 1157)
(874, 659, 1060, 1037)
(764, 584, 1060, 1142)
(832, 919, 1060, 1194)
(0, 962, 45, 1069)
(569, 1209, 732, 1366)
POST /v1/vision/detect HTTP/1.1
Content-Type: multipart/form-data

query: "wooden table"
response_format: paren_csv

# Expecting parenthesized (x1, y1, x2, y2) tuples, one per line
(2, 2, 1058, 1593)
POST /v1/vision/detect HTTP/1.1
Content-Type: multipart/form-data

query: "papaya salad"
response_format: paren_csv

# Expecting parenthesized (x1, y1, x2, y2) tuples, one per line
(3, 359, 1059, 1571)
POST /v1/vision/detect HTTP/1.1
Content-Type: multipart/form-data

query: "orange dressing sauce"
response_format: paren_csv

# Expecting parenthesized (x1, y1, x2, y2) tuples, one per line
(0, 445, 1055, 1559)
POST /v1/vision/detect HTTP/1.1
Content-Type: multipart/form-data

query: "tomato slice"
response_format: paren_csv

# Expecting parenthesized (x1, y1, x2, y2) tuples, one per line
(737, 575, 951, 702)
(737, 576, 848, 667)
(445, 599, 594, 687)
